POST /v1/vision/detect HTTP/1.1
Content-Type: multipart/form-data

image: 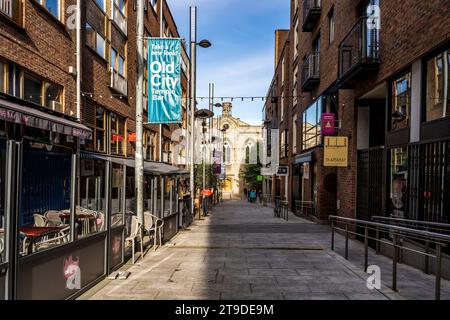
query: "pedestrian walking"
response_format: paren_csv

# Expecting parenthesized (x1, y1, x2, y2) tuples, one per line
(243, 188, 248, 201)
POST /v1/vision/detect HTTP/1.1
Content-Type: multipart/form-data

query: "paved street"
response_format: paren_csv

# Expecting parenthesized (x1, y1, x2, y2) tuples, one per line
(80, 200, 450, 300)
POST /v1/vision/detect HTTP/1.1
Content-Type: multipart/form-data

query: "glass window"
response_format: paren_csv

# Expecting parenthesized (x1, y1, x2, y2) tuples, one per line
(78, 159, 106, 238)
(389, 147, 408, 218)
(96, 33, 105, 58)
(44, 82, 62, 112)
(125, 167, 135, 214)
(86, 23, 95, 49)
(328, 9, 335, 44)
(302, 97, 323, 150)
(111, 164, 124, 227)
(390, 72, 411, 131)
(110, 48, 117, 71)
(8, 64, 20, 98)
(111, 114, 125, 155)
(19, 144, 72, 255)
(40, 0, 60, 19)
(292, 114, 298, 154)
(95, 0, 106, 11)
(118, 56, 125, 77)
(426, 49, 450, 122)
(95, 108, 106, 152)
(0, 61, 4, 93)
(0, 139, 6, 263)
(144, 175, 153, 212)
(144, 130, 156, 161)
(23, 73, 43, 105)
(163, 177, 171, 217)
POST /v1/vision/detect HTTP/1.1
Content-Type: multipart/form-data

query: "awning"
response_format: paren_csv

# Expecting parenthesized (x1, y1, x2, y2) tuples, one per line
(294, 151, 314, 165)
(0, 97, 92, 139)
(80, 152, 188, 175)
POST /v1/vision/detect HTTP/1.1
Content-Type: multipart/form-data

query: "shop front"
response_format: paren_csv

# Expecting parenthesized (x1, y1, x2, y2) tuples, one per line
(0, 96, 186, 300)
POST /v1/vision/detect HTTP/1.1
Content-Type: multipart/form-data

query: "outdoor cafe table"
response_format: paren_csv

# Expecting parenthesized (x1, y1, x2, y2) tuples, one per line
(59, 213, 97, 236)
(19, 226, 65, 254)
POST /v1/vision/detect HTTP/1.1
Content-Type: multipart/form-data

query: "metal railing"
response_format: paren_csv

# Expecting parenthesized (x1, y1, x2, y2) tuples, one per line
(110, 67, 128, 96)
(302, 0, 321, 27)
(338, 16, 380, 79)
(301, 52, 320, 88)
(111, 1, 127, 36)
(329, 215, 450, 300)
(372, 216, 450, 274)
(295, 200, 316, 218)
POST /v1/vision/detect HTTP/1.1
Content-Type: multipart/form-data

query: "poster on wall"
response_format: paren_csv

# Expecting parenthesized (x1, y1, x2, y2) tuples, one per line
(147, 38, 182, 124)
(324, 136, 348, 167)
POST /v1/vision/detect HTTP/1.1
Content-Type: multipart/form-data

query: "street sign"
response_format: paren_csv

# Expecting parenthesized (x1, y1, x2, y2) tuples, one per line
(324, 136, 348, 167)
(257, 175, 263, 182)
(322, 113, 335, 136)
(277, 166, 289, 176)
(147, 38, 182, 124)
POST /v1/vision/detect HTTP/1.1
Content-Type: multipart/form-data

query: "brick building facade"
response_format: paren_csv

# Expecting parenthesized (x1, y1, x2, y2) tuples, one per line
(265, 0, 450, 224)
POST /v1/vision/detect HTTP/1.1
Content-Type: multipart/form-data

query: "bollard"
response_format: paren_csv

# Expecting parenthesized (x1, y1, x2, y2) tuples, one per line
(392, 234, 398, 291)
(435, 243, 442, 300)
(364, 226, 369, 272)
(345, 224, 349, 260)
(331, 220, 335, 251)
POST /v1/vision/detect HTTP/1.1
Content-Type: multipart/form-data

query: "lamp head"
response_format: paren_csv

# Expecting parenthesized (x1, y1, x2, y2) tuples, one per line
(198, 39, 212, 48)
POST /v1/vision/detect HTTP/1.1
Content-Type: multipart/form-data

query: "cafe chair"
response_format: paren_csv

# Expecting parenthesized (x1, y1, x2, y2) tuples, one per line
(33, 214, 48, 227)
(125, 216, 143, 264)
(45, 210, 64, 227)
(0, 237, 4, 263)
(34, 226, 70, 252)
(143, 212, 164, 251)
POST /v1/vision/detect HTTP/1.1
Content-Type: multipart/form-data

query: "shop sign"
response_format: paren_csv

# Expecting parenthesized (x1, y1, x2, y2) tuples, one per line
(277, 166, 289, 176)
(324, 136, 348, 167)
(257, 175, 263, 181)
(322, 113, 335, 136)
(128, 132, 136, 142)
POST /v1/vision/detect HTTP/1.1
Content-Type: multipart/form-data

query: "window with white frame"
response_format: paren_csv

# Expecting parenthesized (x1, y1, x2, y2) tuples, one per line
(281, 92, 285, 122)
(328, 7, 335, 44)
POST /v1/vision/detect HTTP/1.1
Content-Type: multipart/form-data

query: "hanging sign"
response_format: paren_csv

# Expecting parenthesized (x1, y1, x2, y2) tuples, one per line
(148, 38, 182, 124)
(322, 113, 335, 136)
(324, 136, 348, 167)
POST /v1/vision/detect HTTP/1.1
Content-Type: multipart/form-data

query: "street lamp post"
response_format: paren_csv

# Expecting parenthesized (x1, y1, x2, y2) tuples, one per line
(189, 6, 211, 218)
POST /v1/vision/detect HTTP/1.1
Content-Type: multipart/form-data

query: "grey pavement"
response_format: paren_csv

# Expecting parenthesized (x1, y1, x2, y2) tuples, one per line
(79, 200, 450, 300)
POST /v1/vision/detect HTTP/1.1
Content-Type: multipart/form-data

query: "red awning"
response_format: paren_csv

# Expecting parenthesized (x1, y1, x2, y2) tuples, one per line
(0, 97, 92, 139)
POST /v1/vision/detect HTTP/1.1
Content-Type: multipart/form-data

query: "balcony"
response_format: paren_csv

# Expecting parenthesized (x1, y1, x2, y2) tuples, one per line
(302, 0, 321, 32)
(111, 2, 127, 36)
(0, 0, 22, 24)
(301, 52, 320, 92)
(338, 17, 380, 88)
(110, 68, 128, 96)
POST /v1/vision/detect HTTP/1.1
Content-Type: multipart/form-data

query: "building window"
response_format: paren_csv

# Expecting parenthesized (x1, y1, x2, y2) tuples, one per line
(280, 92, 285, 122)
(151, 0, 157, 12)
(110, 47, 126, 77)
(0, 61, 4, 93)
(425, 49, 450, 122)
(95, 0, 106, 11)
(223, 141, 231, 164)
(281, 129, 289, 158)
(144, 130, 156, 161)
(294, 19, 299, 59)
(86, 23, 106, 59)
(110, 113, 125, 155)
(328, 7, 335, 44)
(302, 98, 323, 150)
(38, 0, 61, 20)
(23, 73, 43, 105)
(281, 57, 286, 85)
(292, 114, 298, 154)
(95, 107, 106, 152)
(44, 83, 63, 112)
(389, 147, 408, 218)
(390, 72, 411, 131)
(293, 65, 298, 106)
(7, 63, 21, 98)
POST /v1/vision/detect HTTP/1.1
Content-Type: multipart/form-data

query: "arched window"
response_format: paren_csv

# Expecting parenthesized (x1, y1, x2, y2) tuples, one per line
(245, 139, 256, 164)
(223, 141, 231, 164)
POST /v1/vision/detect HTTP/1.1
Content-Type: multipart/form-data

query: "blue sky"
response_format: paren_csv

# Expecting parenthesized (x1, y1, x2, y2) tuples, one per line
(167, 0, 290, 125)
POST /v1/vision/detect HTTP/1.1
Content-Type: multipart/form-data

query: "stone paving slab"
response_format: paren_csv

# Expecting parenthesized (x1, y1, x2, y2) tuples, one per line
(79, 199, 450, 300)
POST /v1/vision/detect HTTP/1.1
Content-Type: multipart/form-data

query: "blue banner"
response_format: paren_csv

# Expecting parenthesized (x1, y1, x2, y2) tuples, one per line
(148, 38, 182, 123)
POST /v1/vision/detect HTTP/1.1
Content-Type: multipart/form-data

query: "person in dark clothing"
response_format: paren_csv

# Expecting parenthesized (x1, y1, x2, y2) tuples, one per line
(243, 188, 248, 201)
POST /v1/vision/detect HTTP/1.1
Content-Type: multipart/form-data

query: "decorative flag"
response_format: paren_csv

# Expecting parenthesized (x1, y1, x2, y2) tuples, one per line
(148, 38, 182, 123)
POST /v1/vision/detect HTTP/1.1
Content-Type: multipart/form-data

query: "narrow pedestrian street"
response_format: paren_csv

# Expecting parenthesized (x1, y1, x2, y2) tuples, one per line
(80, 200, 450, 300)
